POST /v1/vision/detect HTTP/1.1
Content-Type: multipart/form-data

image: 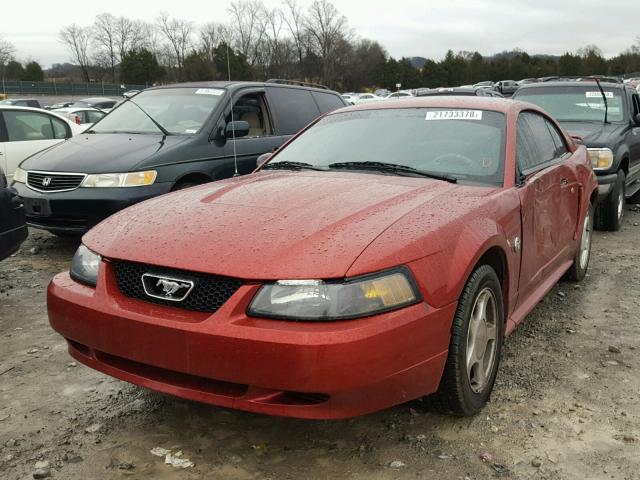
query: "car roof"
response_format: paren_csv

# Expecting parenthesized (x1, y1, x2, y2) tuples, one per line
(53, 107, 103, 112)
(76, 97, 116, 102)
(145, 81, 338, 95)
(516, 80, 626, 90)
(336, 96, 523, 114)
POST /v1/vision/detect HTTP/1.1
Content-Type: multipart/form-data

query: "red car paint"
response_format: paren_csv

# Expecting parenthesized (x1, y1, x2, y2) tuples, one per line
(48, 97, 598, 419)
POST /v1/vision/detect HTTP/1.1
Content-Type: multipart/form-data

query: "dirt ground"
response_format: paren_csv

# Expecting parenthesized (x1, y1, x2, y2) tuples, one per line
(1, 209, 639, 480)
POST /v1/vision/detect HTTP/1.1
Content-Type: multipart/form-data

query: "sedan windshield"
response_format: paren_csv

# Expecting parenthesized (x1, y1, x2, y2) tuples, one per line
(91, 87, 224, 135)
(267, 108, 506, 186)
(514, 86, 625, 122)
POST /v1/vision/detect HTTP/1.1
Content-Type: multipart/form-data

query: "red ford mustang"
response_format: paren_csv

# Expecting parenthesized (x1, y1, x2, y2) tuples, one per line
(48, 97, 598, 419)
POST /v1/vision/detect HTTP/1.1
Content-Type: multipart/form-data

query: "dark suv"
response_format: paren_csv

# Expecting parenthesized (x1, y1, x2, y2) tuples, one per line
(514, 80, 640, 230)
(0, 166, 27, 260)
(12, 80, 346, 235)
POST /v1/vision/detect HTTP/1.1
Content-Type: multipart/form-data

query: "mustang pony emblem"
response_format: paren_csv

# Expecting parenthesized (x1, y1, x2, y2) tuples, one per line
(141, 274, 194, 302)
(156, 279, 191, 297)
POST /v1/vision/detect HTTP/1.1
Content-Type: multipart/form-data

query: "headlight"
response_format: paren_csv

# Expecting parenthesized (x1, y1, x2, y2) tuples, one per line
(13, 167, 27, 184)
(587, 148, 614, 170)
(81, 170, 157, 188)
(70, 244, 101, 286)
(248, 268, 421, 321)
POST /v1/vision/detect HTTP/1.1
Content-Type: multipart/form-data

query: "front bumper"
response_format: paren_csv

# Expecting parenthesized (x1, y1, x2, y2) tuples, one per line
(48, 261, 455, 419)
(12, 182, 172, 234)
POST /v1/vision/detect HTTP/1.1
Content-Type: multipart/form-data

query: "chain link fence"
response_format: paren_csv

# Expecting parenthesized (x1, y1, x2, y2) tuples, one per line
(0, 80, 148, 96)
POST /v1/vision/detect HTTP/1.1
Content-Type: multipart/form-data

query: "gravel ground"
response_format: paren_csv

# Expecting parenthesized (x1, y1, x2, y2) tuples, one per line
(1, 208, 639, 480)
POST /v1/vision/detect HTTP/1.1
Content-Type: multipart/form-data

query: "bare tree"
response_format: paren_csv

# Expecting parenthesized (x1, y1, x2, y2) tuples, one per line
(282, 0, 307, 68)
(228, 0, 267, 66)
(59, 24, 93, 81)
(116, 17, 146, 62)
(93, 13, 118, 82)
(157, 12, 193, 79)
(305, 0, 351, 85)
(200, 22, 222, 63)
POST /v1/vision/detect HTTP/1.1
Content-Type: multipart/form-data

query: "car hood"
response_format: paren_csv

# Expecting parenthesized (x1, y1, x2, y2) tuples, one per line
(560, 121, 625, 147)
(20, 134, 190, 174)
(84, 171, 484, 280)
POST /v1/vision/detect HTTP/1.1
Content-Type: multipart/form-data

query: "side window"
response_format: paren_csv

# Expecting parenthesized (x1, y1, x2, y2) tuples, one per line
(2, 111, 58, 141)
(266, 87, 321, 135)
(632, 93, 640, 117)
(50, 116, 69, 139)
(516, 112, 558, 173)
(227, 92, 274, 138)
(544, 119, 568, 157)
(312, 91, 345, 113)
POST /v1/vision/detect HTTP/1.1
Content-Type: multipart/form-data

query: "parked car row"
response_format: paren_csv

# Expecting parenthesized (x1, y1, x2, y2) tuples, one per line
(2, 75, 635, 421)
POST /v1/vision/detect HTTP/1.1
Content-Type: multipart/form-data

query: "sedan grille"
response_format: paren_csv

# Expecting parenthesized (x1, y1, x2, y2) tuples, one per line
(27, 171, 85, 192)
(112, 261, 243, 313)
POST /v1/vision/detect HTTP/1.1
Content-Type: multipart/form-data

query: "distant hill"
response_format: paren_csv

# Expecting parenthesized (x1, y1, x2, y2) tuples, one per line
(408, 56, 428, 69)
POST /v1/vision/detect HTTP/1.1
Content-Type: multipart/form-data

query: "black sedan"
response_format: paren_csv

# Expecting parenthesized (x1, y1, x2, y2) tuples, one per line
(0, 166, 27, 261)
(416, 87, 503, 98)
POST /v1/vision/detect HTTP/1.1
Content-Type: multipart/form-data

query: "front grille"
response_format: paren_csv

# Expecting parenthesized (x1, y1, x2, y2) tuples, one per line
(27, 171, 85, 192)
(112, 261, 243, 313)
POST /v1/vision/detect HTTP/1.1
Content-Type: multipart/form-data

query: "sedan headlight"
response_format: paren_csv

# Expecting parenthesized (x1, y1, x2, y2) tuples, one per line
(587, 148, 614, 170)
(70, 244, 101, 286)
(81, 170, 157, 188)
(248, 268, 421, 321)
(13, 167, 27, 184)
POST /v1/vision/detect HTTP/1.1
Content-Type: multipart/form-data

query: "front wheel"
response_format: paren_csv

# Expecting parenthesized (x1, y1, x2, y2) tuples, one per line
(565, 205, 593, 282)
(427, 265, 504, 416)
(596, 170, 625, 231)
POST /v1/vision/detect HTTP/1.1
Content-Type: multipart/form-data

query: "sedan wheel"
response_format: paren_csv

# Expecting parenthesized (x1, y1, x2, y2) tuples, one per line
(466, 288, 498, 394)
(427, 264, 504, 416)
(566, 205, 593, 282)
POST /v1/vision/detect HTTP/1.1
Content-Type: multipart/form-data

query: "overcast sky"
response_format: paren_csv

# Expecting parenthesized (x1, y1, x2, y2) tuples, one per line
(3, 0, 639, 68)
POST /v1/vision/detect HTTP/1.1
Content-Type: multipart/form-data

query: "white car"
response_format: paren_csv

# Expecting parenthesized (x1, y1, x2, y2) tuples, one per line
(384, 91, 414, 99)
(52, 107, 106, 127)
(0, 106, 83, 180)
(352, 93, 384, 104)
(341, 94, 357, 105)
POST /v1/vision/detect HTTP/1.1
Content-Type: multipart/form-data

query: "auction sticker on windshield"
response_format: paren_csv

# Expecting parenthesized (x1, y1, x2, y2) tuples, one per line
(586, 91, 614, 98)
(426, 110, 483, 120)
(195, 88, 225, 96)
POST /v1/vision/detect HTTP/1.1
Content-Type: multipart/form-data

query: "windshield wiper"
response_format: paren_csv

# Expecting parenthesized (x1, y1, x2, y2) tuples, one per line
(327, 161, 457, 183)
(128, 99, 171, 136)
(263, 161, 329, 171)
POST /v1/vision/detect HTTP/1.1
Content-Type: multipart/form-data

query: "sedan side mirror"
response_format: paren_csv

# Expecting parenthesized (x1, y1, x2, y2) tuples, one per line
(225, 120, 250, 139)
(256, 152, 271, 169)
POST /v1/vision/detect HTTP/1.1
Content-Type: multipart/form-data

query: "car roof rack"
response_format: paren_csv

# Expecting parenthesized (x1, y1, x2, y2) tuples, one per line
(265, 79, 330, 90)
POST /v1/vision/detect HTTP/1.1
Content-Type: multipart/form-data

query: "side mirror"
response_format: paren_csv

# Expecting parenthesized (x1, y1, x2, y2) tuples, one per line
(225, 120, 250, 139)
(256, 152, 272, 169)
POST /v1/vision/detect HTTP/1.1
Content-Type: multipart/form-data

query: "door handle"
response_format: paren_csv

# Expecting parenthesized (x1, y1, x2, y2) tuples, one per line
(560, 178, 569, 186)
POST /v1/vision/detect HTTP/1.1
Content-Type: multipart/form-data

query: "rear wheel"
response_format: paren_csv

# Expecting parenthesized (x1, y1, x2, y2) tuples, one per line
(565, 205, 593, 282)
(427, 265, 504, 416)
(596, 170, 625, 231)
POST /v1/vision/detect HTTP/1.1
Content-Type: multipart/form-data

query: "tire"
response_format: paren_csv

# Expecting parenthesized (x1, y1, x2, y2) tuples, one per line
(172, 181, 204, 191)
(565, 205, 594, 282)
(596, 170, 625, 231)
(427, 265, 504, 416)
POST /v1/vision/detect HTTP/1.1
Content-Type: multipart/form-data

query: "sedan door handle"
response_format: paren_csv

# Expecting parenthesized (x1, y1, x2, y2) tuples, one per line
(560, 178, 569, 186)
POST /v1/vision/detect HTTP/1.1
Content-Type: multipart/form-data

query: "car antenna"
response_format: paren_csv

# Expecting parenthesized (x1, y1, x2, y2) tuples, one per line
(592, 77, 609, 124)
(227, 43, 239, 177)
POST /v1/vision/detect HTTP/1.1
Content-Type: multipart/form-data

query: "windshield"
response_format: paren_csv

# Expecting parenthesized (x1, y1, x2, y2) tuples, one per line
(268, 108, 506, 186)
(91, 87, 225, 135)
(514, 86, 625, 122)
